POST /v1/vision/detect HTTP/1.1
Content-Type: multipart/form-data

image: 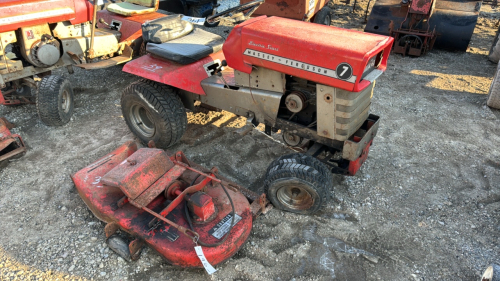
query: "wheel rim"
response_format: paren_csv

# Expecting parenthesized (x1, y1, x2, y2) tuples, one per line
(276, 183, 314, 210)
(324, 15, 331, 26)
(129, 103, 155, 138)
(61, 90, 71, 113)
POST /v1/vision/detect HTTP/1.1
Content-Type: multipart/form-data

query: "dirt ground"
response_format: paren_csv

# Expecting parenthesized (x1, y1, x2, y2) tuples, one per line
(1, 1, 500, 280)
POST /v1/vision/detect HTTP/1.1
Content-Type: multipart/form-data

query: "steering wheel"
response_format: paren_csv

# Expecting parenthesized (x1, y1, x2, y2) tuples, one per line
(205, 0, 264, 27)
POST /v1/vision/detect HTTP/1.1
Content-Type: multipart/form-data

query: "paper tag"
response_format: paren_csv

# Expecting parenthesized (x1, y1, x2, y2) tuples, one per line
(97, 0, 104, 5)
(181, 16, 206, 25)
(194, 246, 217, 275)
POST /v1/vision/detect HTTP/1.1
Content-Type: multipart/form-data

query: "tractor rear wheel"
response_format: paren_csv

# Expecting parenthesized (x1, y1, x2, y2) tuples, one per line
(265, 154, 332, 214)
(313, 6, 332, 26)
(487, 63, 500, 109)
(121, 80, 187, 148)
(36, 75, 74, 126)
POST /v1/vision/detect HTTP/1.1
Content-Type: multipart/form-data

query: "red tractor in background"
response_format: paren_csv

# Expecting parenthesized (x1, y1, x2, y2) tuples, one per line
(239, 0, 335, 26)
(0, 0, 166, 126)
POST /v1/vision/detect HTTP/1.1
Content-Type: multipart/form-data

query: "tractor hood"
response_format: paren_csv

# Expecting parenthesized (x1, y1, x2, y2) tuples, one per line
(223, 16, 394, 92)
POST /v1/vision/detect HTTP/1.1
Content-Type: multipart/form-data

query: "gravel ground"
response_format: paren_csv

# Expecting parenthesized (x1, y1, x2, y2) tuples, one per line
(1, 1, 500, 280)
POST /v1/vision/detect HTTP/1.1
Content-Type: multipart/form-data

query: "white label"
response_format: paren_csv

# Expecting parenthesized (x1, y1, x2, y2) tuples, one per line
(181, 16, 206, 25)
(243, 49, 357, 83)
(209, 214, 242, 239)
(194, 246, 217, 275)
(97, 0, 104, 5)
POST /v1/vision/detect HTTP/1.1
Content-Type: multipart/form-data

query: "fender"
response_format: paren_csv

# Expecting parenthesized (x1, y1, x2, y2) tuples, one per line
(122, 51, 225, 95)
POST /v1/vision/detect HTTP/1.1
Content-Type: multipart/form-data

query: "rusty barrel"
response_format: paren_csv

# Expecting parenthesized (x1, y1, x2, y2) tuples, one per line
(364, 0, 482, 52)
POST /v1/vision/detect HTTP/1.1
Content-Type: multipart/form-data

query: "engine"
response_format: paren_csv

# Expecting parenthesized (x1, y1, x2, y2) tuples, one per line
(19, 24, 61, 68)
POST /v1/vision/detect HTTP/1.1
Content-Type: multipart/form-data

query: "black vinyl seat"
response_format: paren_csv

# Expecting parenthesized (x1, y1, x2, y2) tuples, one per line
(142, 14, 224, 65)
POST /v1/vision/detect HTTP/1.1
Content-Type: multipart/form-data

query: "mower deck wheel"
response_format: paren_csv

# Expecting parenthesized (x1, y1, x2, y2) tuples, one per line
(121, 80, 187, 148)
(265, 155, 332, 214)
(107, 235, 132, 262)
(36, 75, 74, 126)
(487, 63, 500, 109)
(313, 6, 333, 26)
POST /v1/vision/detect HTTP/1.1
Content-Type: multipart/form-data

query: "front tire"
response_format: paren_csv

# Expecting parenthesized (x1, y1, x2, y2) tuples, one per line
(36, 75, 74, 126)
(265, 154, 332, 214)
(121, 80, 187, 148)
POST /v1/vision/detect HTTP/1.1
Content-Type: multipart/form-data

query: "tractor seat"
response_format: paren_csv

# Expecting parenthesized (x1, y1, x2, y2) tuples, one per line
(142, 15, 224, 65)
(107, 0, 159, 17)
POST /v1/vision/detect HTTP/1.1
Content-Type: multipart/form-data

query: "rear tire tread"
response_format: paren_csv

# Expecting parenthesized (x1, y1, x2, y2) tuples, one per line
(121, 79, 187, 148)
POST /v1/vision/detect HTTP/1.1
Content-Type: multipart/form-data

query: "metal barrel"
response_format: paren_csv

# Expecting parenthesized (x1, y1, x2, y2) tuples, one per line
(364, 0, 482, 52)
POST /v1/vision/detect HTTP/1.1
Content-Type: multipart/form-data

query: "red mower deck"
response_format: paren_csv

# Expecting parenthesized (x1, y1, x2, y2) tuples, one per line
(71, 141, 269, 268)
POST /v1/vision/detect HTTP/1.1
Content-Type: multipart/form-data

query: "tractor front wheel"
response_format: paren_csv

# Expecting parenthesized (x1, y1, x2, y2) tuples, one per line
(36, 75, 74, 126)
(121, 80, 187, 148)
(265, 154, 332, 214)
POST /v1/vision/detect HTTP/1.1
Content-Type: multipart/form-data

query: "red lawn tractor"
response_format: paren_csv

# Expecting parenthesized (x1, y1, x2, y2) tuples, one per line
(119, 15, 393, 215)
(0, 0, 167, 126)
(239, 0, 335, 26)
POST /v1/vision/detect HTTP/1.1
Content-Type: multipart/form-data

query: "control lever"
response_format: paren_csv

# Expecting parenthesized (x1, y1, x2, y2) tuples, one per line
(215, 60, 230, 88)
(99, 18, 110, 26)
(214, 60, 227, 75)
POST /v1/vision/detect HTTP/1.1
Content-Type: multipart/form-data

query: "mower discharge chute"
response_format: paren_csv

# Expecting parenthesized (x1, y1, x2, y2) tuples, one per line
(120, 15, 393, 215)
(72, 141, 269, 268)
(364, 0, 481, 56)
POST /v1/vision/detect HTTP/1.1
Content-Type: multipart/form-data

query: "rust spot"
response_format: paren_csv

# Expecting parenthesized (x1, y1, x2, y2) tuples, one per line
(276, 0, 289, 8)
(324, 94, 333, 103)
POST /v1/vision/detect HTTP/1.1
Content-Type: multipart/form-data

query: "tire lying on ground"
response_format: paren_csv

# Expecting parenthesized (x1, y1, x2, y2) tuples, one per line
(487, 63, 500, 109)
(264, 153, 333, 214)
(121, 79, 187, 148)
(37, 75, 74, 126)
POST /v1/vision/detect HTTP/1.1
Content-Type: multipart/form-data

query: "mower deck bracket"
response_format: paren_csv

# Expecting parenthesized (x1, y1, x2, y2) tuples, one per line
(342, 114, 380, 161)
(104, 222, 120, 238)
(129, 238, 144, 261)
